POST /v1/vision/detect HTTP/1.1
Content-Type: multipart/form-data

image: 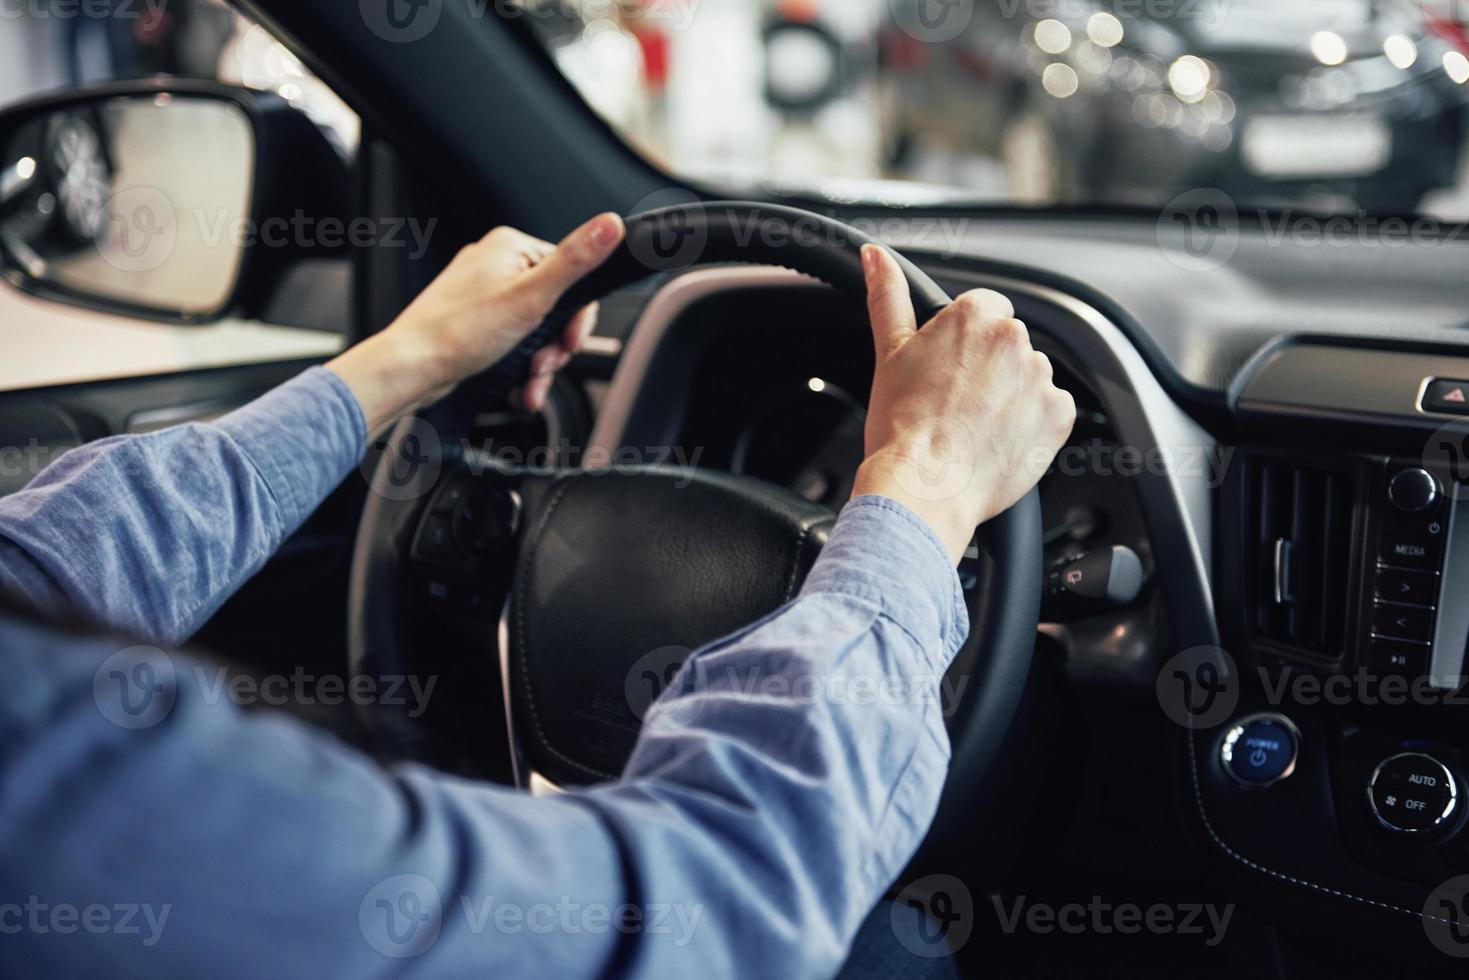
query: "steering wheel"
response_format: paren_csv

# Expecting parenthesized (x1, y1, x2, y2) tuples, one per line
(348, 202, 1041, 850)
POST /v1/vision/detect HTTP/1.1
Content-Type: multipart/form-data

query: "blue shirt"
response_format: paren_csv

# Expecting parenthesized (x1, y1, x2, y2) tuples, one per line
(0, 367, 968, 978)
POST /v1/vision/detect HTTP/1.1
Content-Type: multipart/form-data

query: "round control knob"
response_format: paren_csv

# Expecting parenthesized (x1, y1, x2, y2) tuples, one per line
(1220, 713, 1300, 789)
(1388, 468, 1440, 515)
(1367, 752, 1458, 834)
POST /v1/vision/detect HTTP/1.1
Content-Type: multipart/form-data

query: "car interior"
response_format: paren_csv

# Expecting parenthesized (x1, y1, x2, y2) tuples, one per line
(3, 0, 1469, 974)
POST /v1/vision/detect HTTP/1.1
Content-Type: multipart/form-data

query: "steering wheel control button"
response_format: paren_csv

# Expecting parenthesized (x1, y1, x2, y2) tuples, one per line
(413, 515, 465, 566)
(1422, 378, 1469, 416)
(1220, 714, 1300, 789)
(1379, 534, 1438, 571)
(452, 488, 522, 555)
(1375, 568, 1438, 607)
(1388, 468, 1441, 514)
(1367, 753, 1458, 834)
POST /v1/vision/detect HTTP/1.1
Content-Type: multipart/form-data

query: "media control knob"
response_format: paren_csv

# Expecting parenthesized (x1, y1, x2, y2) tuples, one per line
(1388, 468, 1440, 515)
(1220, 713, 1300, 789)
(1367, 752, 1458, 834)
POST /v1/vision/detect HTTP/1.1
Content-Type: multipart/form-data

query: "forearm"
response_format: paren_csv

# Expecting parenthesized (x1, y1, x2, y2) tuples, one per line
(0, 367, 366, 645)
(0, 496, 965, 979)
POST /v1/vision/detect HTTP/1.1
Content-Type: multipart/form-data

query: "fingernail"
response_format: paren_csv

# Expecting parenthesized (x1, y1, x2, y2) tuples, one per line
(588, 213, 619, 248)
(861, 245, 877, 275)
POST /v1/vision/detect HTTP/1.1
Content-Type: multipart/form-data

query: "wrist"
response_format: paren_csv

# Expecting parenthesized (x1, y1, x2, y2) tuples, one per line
(851, 454, 981, 565)
(326, 326, 444, 433)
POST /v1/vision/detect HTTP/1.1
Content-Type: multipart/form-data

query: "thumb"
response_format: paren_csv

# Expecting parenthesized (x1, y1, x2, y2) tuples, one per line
(862, 244, 917, 357)
(523, 212, 626, 308)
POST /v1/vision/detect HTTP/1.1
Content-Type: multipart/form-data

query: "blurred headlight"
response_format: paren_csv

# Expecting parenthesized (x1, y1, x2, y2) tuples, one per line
(1167, 55, 1211, 103)
(1310, 31, 1348, 67)
(1383, 34, 1418, 70)
(1086, 12, 1124, 49)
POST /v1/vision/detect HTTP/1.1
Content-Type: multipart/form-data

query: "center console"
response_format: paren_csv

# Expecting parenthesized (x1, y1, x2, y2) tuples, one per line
(1201, 346, 1469, 934)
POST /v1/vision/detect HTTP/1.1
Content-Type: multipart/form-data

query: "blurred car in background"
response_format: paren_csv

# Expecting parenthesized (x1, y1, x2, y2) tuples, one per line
(880, 0, 1469, 211)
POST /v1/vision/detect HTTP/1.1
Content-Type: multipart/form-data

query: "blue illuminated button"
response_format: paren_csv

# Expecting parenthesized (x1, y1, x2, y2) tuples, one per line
(1220, 714, 1300, 788)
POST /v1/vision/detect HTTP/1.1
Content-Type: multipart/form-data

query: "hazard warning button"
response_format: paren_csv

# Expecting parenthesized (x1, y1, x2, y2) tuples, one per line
(1422, 378, 1469, 416)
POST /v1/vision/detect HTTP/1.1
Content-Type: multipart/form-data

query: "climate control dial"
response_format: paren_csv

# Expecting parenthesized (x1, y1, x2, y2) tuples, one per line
(1366, 752, 1458, 834)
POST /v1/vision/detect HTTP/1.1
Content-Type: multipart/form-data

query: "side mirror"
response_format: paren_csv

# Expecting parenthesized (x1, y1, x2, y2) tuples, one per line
(0, 78, 350, 324)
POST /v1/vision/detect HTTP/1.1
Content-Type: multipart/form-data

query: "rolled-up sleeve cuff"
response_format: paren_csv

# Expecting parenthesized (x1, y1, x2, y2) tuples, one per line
(799, 495, 969, 671)
(212, 366, 368, 533)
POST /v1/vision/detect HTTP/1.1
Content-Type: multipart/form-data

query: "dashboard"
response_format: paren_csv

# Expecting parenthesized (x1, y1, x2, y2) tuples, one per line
(559, 229, 1469, 967)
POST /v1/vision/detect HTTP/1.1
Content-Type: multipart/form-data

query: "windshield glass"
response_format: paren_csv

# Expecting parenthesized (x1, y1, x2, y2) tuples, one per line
(514, 0, 1469, 217)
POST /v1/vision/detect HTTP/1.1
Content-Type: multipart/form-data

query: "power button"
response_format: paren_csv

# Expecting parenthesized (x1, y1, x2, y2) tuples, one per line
(1220, 713, 1300, 789)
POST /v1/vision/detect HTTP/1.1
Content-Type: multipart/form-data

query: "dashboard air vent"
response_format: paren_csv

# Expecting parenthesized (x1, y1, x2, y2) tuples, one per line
(1248, 459, 1355, 659)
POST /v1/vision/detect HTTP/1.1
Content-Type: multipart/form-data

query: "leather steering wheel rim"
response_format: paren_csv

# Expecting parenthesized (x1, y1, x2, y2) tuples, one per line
(348, 201, 1042, 847)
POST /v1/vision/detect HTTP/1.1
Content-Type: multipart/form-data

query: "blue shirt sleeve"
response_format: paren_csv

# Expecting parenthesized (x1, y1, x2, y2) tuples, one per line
(0, 367, 367, 645)
(0, 494, 969, 979)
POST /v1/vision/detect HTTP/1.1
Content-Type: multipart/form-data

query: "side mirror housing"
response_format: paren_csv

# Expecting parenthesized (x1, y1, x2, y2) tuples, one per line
(0, 78, 350, 325)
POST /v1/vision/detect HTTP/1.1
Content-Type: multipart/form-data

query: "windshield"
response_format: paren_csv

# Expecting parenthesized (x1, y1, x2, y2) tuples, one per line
(515, 0, 1469, 217)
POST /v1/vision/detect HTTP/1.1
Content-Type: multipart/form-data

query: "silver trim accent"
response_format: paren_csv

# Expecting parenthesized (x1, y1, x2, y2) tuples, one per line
(587, 267, 821, 456)
(1272, 538, 1294, 605)
(1430, 493, 1469, 689)
(1219, 712, 1300, 789)
(498, 598, 571, 795)
(1366, 752, 1458, 834)
(497, 599, 526, 789)
(587, 266, 1215, 611)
